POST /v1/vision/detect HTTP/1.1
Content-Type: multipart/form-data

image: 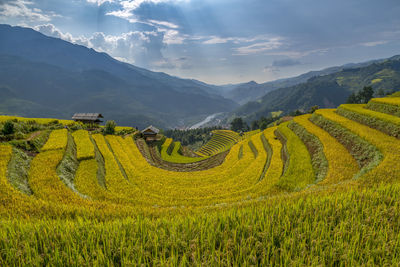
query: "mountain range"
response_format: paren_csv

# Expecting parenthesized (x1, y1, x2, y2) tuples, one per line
(221, 58, 386, 105)
(1, 24, 400, 129)
(232, 55, 400, 122)
(0, 24, 237, 129)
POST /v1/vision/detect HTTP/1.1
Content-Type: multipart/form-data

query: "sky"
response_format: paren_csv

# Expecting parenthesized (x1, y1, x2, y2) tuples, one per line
(1, 0, 400, 85)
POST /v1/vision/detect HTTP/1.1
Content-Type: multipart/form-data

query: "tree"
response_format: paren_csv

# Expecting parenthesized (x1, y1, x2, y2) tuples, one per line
(289, 110, 303, 116)
(308, 105, 319, 114)
(2, 120, 14, 135)
(230, 117, 248, 132)
(251, 120, 259, 131)
(359, 86, 374, 103)
(376, 88, 385, 97)
(347, 86, 374, 104)
(104, 120, 116, 135)
(259, 120, 269, 130)
(346, 92, 359, 104)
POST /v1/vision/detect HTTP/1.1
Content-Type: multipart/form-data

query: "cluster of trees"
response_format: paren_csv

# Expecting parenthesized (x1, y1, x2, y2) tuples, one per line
(346, 86, 375, 104)
(164, 126, 222, 146)
(346, 86, 398, 104)
(230, 116, 281, 132)
(230, 105, 320, 133)
(1, 120, 14, 135)
(104, 120, 116, 135)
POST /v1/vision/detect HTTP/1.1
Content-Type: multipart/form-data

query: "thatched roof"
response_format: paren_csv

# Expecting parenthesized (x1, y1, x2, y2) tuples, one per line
(72, 113, 103, 121)
(141, 125, 160, 134)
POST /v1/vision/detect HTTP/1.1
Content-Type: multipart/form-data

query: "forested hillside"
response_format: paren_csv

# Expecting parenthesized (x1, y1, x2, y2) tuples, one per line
(234, 56, 400, 122)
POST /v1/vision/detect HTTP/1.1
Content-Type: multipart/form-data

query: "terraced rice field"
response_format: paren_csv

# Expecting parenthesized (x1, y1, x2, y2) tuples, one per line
(1, 96, 400, 265)
(196, 129, 243, 156)
(160, 138, 208, 163)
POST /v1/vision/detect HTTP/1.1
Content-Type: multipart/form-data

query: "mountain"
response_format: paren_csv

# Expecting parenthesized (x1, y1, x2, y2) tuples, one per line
(233, 55, 400, 122)
(223, 59, 386, 104)
(0, 24, 238, 129)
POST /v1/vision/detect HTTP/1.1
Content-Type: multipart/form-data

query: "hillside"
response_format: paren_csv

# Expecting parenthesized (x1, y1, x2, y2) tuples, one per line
(234, 55, 400, 122)
(1, 94, 400, 264)
(223, 58, 384, 104)
(0, 24, 238, 129)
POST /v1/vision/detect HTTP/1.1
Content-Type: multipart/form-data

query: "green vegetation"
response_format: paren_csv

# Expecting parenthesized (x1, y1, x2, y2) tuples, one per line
(371, 78, 382, 84)
(366, 97, 400, 117)
(235, 56, 400, 122)
(346, 86, 374, 104)
(197, 130, 241, 156)
(2, 184, 400, 266)
(288, 118, 328, 183)
(72, 130, 95, 160)
(160, 139, 207, 164)
(164, 126, 222, 151)
(104, 120, 117, 135)
(275, 122, 315, 191)
(1, 120, 14, 135)
(1, 95, 400, 264)
(310, 111, 383, 180)
(337, 104, 400, 138)
(230, 117, 249, 132)
(391, 91, 400, 97)
(7, 147, 32, 195)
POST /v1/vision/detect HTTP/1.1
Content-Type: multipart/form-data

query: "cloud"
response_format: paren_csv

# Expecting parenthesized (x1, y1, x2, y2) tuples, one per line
(263, 48, 329, 59)
(263, 58, 303, 74)
(106, 0, 188, 20)
(271, 58, 302, 67)
(153, 56, 192, 69)
(0, 0, 60, 22)
(233, 38, 284, 55)
(263, 66, 279, 74)
(202, 36, 234, 45)
(148, 19, 179, 29)
(86, 0, 115, 6)
(34, 23, 177, 69)
(34, 24, 89, 46)
(105, 0, 187, 31)
(201, 35, 281, 45)
(361, 40, 388, 47)
(157, 28, 185, 44)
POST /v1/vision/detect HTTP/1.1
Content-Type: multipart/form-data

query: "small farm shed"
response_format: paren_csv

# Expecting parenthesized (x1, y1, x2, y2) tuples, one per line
(141, 125, 160, 141)
(72, 113, 104, 124)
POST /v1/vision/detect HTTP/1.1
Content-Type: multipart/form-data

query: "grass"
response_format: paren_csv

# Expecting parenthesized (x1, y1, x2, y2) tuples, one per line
(0, 115, 75, 126)
(390, 91, 400, 97)
(160, 138, 207, 163)
(337, 104, 400, 138)
(2, 96, 400, 264)
(197, 130, 241, 156)
(366, 97, 400, 117)
(41, 129, 68, 151)
(314, 109, 400, 184)
(310, 110, 382, 180)
(7, 147, 32, 195)
(275, 122, 315, 191)
(289, 117, 328, 183)
(1, 183, 400, 265)
(371, 78, 382, 84)
(293, 115, 359, 185)
(72, 130, 95, 160)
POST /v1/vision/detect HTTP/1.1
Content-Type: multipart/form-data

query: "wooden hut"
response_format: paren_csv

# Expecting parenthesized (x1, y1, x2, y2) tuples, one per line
(141, 125, 160, 141)
(72, 113, 103, 124)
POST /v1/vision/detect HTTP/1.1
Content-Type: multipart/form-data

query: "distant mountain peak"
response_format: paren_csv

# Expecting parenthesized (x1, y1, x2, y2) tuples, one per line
(247, 81, 258, 85)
